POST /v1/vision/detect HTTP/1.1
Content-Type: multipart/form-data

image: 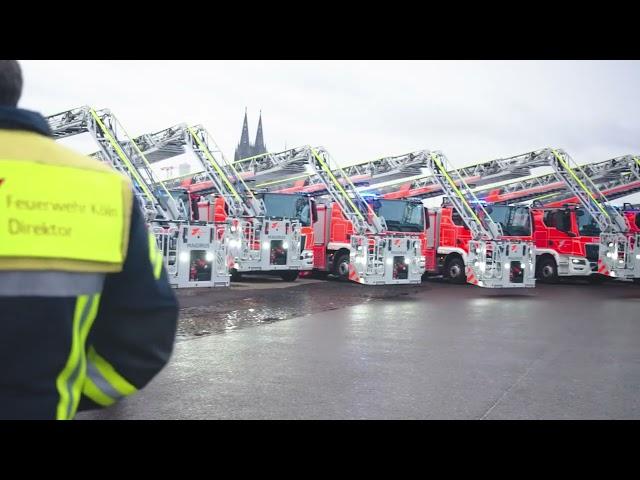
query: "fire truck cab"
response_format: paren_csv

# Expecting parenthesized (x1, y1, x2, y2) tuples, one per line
(312, 197, 426, 284)
(425, 204, 533, 285)
(530, 205, 603, 281)
(196, 191, 316, 281)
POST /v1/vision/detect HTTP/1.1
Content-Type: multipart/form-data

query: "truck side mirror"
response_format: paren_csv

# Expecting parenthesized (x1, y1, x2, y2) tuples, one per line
(424, 207, 430, 229)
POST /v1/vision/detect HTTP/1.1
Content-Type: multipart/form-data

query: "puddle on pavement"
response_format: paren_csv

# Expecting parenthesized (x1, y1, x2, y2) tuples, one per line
(176, 282, 426, 340)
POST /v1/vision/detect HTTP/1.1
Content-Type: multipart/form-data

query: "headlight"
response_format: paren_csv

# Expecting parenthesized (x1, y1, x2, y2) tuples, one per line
(608, 242, 614, 248)
(205, 252, 214, 262)
(606, 252, 613, 259)
(179, 252, 189, 262)
(282, 242, 289, 249)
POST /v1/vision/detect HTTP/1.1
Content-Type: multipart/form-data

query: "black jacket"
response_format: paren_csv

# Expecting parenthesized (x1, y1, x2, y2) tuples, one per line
(0, 107, 179, 419)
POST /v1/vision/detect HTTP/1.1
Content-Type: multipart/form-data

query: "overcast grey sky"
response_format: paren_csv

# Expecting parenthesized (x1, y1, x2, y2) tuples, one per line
(18, 60, 640, 202)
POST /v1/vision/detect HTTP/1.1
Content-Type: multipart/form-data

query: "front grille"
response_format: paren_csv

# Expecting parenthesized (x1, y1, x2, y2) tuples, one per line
(585, 244, 599, 263)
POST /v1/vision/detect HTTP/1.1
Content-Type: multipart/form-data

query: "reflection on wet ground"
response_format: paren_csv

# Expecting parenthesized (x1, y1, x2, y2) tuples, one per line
(176, 275, 640, 340)
(176, 275, 425, 339)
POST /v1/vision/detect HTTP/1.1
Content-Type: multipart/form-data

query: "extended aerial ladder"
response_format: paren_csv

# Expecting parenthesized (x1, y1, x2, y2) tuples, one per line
(233, 150, 535, 199)
(47, 107, 186, 223)
(473, 155, 640, 205)
(47, 107, 229, 288)
(468, 150, 635, 281)
(230, 146, 426, 284)
(131, 125, 313, 279)
(247, 151, 431, 194)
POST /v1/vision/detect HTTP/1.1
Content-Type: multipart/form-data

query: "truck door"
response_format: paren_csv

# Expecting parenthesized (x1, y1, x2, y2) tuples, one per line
(543, 209, 575, 255)
(313, 205, 328, 270)
(424, 210, 438, 272)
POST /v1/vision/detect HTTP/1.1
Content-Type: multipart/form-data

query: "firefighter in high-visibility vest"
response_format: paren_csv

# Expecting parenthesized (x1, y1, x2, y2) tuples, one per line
(0, 60, 179, 419)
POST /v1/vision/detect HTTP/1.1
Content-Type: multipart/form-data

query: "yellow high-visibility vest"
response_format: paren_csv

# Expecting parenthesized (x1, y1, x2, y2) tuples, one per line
(0, 130, 133, 273)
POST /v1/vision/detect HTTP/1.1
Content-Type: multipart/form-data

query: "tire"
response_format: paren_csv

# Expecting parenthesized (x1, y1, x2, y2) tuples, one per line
(332, 251, 350, 279)
(279, 271, 299, 282)
(230, 269, 242, 282)
(536, 256, 558, 283)
(444, 256, 466, 284)
(634, 278, 640, 285)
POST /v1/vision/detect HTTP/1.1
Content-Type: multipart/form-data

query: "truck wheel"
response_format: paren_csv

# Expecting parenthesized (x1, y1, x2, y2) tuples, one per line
(230, 269, 242, 282)
(332, 251, 350, 279)
(634, 278, 640, 285)
(444, 256, 466, 284)
(279, 271, 299, 282)
(536, 257, 558, 283)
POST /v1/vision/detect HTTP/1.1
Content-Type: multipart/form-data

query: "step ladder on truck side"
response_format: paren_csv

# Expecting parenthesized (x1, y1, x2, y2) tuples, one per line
(471, 149, 633, 282)
(131, 125, 314, 281)
(232, 145, 431, 285)
(46, 107, 230, 288)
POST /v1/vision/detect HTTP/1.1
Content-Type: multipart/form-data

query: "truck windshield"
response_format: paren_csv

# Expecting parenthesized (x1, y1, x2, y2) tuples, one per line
(577, 209, 601, 236)
(484, 205, 531, 236)
(373, 199, 424, 232)
(260, 193, 311, 226)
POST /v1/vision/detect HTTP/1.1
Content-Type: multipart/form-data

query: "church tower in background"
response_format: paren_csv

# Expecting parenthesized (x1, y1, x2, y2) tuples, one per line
(234, 108, 267, 161)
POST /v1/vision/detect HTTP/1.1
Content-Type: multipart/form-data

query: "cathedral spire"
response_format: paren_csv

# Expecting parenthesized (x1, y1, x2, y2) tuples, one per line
(254, 109, 266, 155)
(235, 107, 252, 161)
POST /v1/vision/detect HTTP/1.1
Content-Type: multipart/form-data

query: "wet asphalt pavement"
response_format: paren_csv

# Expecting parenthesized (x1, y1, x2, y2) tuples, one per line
(77, 276, 640, 420)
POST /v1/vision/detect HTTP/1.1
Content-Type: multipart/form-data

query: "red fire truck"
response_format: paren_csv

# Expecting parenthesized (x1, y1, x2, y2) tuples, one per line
(508, 156, 640, 283)
(132, 125, 315, 282)
(473, 152, 638, 283)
